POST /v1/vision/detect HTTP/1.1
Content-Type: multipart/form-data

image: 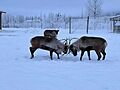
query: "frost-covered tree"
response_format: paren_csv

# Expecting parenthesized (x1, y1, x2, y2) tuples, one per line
(2, 13, 68, 28)
(86, 0, 103, 18)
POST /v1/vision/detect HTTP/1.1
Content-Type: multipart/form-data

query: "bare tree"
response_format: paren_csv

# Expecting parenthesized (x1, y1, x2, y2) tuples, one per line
(86, 0, 102, 18)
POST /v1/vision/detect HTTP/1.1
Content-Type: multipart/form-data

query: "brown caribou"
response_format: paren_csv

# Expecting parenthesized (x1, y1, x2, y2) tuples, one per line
(44, 29, 59, 38)
(69, 36, 107, 61)
(29, 36, 68, 60)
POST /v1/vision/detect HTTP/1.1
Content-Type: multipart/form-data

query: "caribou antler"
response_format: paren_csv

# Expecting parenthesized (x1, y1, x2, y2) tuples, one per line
(59, 38, 68, 43)
(59, 38, 78, 45)
(66, 38, 79, 55)
(60, 37, 79, 56)
(68, 38, 79, 45)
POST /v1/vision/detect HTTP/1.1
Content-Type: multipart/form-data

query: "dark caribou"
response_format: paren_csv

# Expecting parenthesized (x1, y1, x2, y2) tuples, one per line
(69, 36, 108, 61)
(29, 36, 68, 60)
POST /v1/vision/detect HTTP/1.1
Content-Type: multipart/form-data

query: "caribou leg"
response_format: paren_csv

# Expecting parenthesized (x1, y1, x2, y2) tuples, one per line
(95, 50, 101, 60)
(80, 50, 85, 61)
(40, 45, 54, 60)
(29, 47, 37, 59)
(40, 45, 60, 60)
(101, 50, 106, 60)
(50, 50, 53, 60)
(86, 46, 93, 60)
(50, 49, 60, 60)
(87, 50, 91, 60)
(54, 50, 60, 59)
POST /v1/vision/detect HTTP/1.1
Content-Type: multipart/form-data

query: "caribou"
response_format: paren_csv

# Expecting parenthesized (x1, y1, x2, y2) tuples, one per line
(69, 36, 107, 61)
(29, 36, 68, 60)
(44, 29, 59, 38)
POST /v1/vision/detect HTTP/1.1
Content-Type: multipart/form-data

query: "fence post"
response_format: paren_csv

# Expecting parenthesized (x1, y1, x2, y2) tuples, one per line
(69, 17, 72, 34)
(86, 16, 89, 34)
(0, 11, 6, 30)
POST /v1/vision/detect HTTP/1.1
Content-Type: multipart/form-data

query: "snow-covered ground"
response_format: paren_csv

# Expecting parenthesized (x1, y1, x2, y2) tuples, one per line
(0, 28, 120, 90)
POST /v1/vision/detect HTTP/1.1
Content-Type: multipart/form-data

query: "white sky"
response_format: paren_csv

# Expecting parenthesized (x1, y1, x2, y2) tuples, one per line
(0, 0, 120, 16)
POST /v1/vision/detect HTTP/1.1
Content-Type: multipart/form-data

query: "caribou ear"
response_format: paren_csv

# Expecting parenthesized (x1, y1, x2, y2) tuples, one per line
(57, 30, 59, 32)
(56, 30, 59, 34)
(55, 30, 59, 34)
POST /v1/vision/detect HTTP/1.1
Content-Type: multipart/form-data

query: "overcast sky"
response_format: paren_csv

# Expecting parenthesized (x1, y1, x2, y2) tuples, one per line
(0, 0, 120, 16)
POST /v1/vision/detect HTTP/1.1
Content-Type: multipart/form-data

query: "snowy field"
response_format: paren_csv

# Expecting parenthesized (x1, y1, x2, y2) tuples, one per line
(0, 28, 120, 90)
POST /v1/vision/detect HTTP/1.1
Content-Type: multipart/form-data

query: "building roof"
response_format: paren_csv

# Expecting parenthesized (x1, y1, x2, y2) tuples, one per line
(0, 11, 6, 13)
(110, 15, 120, 21)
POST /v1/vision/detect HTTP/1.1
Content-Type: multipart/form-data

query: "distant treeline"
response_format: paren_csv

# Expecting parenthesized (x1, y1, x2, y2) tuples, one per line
(3, 13, 69, 28)
(2, 12, 112, 31)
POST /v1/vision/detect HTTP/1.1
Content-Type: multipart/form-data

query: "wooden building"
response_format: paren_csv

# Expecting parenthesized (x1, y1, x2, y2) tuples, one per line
(0, 11, 6, 30)
(110, 15, 120, 33)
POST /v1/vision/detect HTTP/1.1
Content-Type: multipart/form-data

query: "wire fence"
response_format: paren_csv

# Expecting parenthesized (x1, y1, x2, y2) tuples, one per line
(2, 14, 112, 33)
